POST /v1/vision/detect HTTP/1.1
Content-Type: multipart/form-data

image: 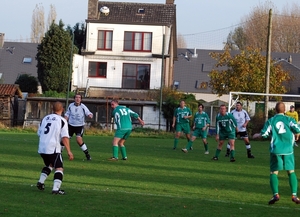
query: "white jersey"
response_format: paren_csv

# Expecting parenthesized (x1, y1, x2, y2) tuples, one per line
(231, 109, 250, 132)
(37, 113, 69, 154)
(64, 102, 92, 127)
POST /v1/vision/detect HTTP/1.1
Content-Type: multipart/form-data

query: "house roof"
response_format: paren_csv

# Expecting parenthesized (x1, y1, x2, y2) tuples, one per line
(174, 48, 300, 94)
(0, 42, 39, 84)
(87, 1, 176, 26)
(0, 84, 22, 98)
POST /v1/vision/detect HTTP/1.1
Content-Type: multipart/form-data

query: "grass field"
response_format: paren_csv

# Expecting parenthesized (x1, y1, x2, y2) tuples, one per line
(1, 132, 300, 217)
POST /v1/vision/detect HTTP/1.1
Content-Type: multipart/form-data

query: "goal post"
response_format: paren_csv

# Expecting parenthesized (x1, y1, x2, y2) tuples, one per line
(228, 91, 300, 116)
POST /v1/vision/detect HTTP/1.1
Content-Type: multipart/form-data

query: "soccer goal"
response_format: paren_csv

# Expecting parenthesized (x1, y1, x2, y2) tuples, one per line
(228, 91, 300, 117)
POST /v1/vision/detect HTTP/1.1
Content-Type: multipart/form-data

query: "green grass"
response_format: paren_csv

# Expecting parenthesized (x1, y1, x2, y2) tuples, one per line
(1, 132, 300, 217)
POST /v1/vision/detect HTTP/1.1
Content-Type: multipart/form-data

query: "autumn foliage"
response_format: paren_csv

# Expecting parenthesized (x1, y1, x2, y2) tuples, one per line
(208, 47, 290, 101)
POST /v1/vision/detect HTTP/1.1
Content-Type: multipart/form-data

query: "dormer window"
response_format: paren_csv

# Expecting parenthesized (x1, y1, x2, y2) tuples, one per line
(137, 8, 145, 14)
(23, 57, 32, 64)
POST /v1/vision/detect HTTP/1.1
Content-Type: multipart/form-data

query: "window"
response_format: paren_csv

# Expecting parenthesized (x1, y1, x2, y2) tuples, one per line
(122, 63, 150, 89)
(124, 32, 152, 51)
(88, 62, 107, 78)
(23, 57, 32, 64)
(173, 81, 180, 90)
(97, 30, 112, 50)
(195, 80, 208, 89)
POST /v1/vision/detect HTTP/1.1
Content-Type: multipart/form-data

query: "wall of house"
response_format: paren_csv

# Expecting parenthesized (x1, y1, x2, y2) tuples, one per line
(86, 23, 167, 55)
(142, 106, 166, 130)
(71, 23, 171, 89)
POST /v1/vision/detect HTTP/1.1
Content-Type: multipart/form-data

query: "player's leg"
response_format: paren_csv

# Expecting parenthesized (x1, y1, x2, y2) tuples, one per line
(226, 132, 236, 157)
(202, 130, 209, 154)
(109, 131, 123, 160)
(212, 138, 224, 160)
(37, 154, 53, 191)
(119, 130, 131, 160)
(241, 132, 254, 158)
(182, 134, 196, 153)
(184, 123, 192, 150)
(75, 126, 91, 160)
(173, 124, 182, 150)
(228, 139, 236, 162)
(51, 153, 65, 195)
(285, 154, 300, 203)
(269, 154, 281, 204)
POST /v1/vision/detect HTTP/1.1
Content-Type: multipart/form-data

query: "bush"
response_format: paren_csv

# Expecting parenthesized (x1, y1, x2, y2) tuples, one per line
(248, 108, 276, 137)
(15, 74, 38, 93)
(248, 111, 265, 136)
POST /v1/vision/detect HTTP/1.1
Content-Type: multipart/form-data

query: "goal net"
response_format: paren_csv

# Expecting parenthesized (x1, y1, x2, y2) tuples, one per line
(228, 91, 300, 135)
(229, 91, 300, 115)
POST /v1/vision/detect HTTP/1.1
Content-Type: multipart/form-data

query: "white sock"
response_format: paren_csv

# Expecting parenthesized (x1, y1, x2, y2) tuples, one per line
(38, 173, 48, 183)
(80, 143, 88, 151)
(52, 171, 63, 191)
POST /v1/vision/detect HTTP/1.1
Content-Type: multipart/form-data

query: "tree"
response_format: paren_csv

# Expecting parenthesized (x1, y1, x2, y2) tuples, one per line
(31, 3, 45, 43)
(225, 26, 247, 50)
(36, 20, 78, 93)
(156, 87, 198, 131)
(15, 74, 38, 93)
(66, 22, 86, 54)
(177, 33, 187, 48)
(227, 2, 300, 52)
(208, 47, 291, 101)
(46, 4, 57, 30)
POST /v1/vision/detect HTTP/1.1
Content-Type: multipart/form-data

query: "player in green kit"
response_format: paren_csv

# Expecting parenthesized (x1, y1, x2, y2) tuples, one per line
(212, 104, 238, 162)
(253, 102, 300, 204)
(181, 104, 210, 154)
(109, 99, 144, 161)
(172, 100, 192, 150)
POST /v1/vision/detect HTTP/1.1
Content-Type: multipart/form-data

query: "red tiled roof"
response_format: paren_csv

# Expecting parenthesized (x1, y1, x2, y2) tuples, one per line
(0, 84, 23, 98)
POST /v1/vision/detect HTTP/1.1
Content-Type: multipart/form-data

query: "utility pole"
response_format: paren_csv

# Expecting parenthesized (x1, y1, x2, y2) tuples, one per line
(66, 31, 74, 109)
(159, 33, 165, 130)
(264, 9, 272, 121)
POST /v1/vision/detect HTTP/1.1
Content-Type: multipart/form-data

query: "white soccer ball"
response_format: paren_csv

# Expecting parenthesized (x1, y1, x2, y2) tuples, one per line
(100, 6, 110, 16)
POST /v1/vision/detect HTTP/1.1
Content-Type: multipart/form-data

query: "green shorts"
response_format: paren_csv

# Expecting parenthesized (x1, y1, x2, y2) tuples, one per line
(270, 153, 295, 171)
(192, 128, 208, 138)
(175, 123, 190, 134)
(219, 132, 236, 140)
(114, 129, 132, 140)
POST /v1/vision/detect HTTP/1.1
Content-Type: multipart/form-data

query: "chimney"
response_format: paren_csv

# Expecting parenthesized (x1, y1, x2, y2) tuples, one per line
(0, 33, 5, 48)
(166, 0, 175, 4)
(88, 0, 98, 19)
(192, 48, 198, 58)
(288, 55, 292, 63)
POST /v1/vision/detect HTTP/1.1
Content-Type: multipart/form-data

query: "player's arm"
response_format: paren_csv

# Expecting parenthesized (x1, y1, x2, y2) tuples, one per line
(137, 117, 144, 126)
(83, 104, 93, 118)
(215, 119, 219, 141)
(243, 120, 250, 128)
(61, 136, 74, 160)
(252, 133, 262, 139)
(185, 109, 192, 119)
(172, 115, 176, 128)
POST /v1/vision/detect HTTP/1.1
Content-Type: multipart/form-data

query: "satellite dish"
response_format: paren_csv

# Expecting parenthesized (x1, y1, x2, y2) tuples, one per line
(100, 6, 110, 16)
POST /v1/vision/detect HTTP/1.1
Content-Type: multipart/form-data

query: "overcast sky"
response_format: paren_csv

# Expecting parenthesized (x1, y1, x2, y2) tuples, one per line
(0, 0, 294, 49)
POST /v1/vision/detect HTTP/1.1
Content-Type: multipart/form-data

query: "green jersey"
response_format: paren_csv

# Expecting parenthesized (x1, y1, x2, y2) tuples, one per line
(173, 106, 192, 124)
(193, 111, 210, 129)
(261, 114, 300, 154)
(216, 112, 237, 135)
(112, 105, 139, 130)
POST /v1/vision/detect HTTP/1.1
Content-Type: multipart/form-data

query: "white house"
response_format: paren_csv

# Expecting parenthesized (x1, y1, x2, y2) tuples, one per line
(71, 0, 178, 130)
